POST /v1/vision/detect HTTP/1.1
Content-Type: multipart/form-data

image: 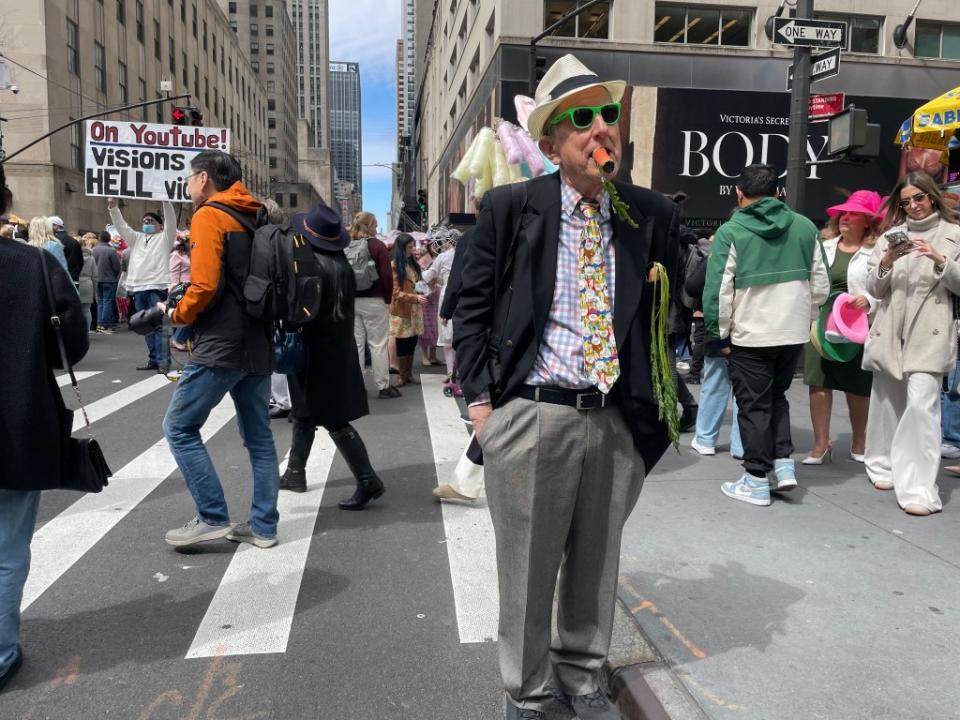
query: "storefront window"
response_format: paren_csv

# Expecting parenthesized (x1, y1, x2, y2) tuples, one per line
(654, 4, 751, 47)
(916, 21, 960, 60)
(813, 13, 881, 54)
(544, 1, 611, 39)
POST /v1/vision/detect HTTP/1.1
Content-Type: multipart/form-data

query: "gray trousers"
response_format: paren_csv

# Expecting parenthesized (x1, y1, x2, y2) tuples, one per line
(482, 397, 645, 710)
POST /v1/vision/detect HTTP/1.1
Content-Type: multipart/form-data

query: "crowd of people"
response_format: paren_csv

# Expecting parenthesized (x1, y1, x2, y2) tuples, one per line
(3, 51, 960, 719)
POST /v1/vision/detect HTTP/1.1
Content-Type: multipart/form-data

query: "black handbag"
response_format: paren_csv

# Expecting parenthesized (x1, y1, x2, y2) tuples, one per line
(40, 253, 113, 493)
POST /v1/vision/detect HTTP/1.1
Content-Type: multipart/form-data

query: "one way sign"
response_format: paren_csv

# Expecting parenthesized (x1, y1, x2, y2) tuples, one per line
(774, 17, 847, 48)
(787, 47, 842, 91)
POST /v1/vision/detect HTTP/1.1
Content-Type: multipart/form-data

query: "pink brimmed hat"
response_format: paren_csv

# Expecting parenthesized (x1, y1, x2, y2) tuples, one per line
(826, 190, 883, 218)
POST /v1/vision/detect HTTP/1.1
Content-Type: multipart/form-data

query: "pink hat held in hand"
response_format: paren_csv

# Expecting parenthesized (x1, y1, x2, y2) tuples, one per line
(826, 190, 883, 218)
(831, 293, 869, 345)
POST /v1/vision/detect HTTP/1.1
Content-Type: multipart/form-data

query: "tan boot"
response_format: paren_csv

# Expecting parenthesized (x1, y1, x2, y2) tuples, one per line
(400, 355, 420, 384)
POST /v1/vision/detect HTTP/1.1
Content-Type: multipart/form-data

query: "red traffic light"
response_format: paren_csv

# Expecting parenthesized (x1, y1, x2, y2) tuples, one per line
(171, 107, 187, 125)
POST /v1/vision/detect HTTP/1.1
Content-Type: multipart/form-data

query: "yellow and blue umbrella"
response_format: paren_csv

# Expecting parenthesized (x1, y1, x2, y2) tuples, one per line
(897, 85, 960, 159)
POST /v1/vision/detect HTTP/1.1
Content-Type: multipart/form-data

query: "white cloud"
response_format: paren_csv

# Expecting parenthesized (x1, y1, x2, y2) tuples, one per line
(329, 0, 402, 85)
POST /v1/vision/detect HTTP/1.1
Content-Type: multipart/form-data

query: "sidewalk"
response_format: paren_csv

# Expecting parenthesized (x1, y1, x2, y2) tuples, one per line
(614, 380, 960, 720)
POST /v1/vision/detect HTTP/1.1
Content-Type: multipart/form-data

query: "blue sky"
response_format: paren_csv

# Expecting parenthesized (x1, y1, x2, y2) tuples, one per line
(329, 0, 401, 231)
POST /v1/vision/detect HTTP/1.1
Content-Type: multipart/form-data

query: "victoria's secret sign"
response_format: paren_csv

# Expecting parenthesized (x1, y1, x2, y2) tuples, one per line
(651, 88, 923, 223)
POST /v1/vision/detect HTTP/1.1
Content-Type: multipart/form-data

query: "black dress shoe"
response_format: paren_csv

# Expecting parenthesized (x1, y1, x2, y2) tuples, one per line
(269, 405, 290, 419)
(136, 362, 159, 371)
(0, 645, 23, 693)
(504, 696, 544, 719)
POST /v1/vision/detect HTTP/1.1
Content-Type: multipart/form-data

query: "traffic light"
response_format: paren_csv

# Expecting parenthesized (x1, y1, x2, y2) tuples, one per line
(534, 55, 547, 83)
(171, 106, 187, 125)
(189, 107, 204, 126)
(417, 190, 427, 216)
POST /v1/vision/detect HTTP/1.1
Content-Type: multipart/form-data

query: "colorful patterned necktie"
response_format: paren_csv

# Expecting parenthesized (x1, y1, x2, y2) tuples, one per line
(579, 201, 620, 393)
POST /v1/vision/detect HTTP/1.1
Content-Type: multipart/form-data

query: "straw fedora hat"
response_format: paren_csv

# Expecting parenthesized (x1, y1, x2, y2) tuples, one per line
(526, 54, 626, 140)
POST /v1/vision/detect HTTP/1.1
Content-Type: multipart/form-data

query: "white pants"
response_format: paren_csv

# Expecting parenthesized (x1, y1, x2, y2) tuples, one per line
(270, 373, 291, 410)
(354, 297, 391, 391)
(864, 371, 942, 512)
(450, 438, 485, 498)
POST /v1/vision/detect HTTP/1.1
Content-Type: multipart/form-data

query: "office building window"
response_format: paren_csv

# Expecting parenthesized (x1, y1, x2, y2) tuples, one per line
(266, 43, 274, 55)
(212, 34, 217, 61)
(194, 65, 200, 98)
(268, 99, 275, 111)
(229, 1, 236, 10)
(203, 20, 208, 50)
(250, 22, 259, 34)
(117, 0, 125, 24)
(70, 122, 82, 170)
(252, 61, 260, 72)
(136, 1, 144, 41)
(265, 24, 273, 36)
(139, 78, 147, 120)
(275, 193, 284, 207)
(289, 193, 298, 208)
(268, 135, 277, 148)
(916, 20, 960, 60)
(119, 62, 128, 103)
(266, 62, 275, 74)
(94, 42, 106, 91)
(799, 13, 881, 54)
(269, 157, 277, 169)
(204, 78, 209, 107)
(67, 19, 79, 75)
(265, 4, 273, 16)
(251, 3, 258, 16)
(169, 37, 176, 73)
(230, 20, 237, 32)
(544, 0, 611, 38)
(180, 0, 185, 22)
(251, 41, 259, 53)
(267, 80, 276, 91)
(182, 52, 188, 85)
(654, 4, 751, 46)
(192, 4, 197, 37)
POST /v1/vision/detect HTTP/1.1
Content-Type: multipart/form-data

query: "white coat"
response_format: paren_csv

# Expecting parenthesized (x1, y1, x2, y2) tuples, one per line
(821, 236, 878, 314)
(863, 213, 960, 379)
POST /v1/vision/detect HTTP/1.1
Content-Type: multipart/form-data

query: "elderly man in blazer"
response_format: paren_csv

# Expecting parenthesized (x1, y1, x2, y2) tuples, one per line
(454, 55, 679, 720)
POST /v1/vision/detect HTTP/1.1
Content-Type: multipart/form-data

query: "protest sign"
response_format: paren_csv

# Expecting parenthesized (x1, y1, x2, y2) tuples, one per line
(84, 120, 231, 202)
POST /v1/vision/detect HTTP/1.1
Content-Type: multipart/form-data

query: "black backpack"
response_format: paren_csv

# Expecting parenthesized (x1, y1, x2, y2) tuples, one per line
(206, 202, 323, 327)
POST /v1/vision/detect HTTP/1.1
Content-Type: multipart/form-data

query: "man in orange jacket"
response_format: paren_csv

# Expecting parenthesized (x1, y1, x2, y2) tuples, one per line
(159, 150, 280, 548)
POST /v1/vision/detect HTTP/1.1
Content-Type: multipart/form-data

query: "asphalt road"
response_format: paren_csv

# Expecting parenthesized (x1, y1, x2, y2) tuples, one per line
(1, 330, 511, 720)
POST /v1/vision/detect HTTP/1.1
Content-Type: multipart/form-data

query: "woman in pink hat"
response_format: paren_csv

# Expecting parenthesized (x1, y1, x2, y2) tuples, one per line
(802, 190, 882, 465)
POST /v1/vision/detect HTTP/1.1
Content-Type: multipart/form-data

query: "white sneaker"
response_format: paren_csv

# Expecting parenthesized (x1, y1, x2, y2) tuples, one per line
(941, 443, 960, 459)
(691, 438, 716, 456)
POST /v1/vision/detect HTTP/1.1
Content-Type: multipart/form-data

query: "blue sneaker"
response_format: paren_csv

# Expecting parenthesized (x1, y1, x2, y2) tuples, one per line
(771, 458, 797, 492)
(721, 474, 771, 506)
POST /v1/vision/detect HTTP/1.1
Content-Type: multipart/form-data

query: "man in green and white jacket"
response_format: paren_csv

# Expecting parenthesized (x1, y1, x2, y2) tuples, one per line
(703, 164, 829, 507)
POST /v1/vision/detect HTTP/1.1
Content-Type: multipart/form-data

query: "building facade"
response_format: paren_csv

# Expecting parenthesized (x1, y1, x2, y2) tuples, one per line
(286, 0, 330, 151)
(392, 0, 420, 230)
(412, 0, 960, 227)
(329, 61, 362, 195)
(2, 0, 269, 231)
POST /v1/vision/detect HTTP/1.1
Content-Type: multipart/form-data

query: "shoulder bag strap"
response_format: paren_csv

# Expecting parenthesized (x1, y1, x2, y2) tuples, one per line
(205, 201, 258, 236)
(39, 249, 94, 437)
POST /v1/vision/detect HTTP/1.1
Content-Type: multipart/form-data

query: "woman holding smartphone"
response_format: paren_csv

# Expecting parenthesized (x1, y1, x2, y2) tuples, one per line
(862, 172, 960, 516)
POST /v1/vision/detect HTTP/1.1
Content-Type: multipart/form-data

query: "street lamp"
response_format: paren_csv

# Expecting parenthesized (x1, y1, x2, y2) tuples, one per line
(893, 0, 922, 50)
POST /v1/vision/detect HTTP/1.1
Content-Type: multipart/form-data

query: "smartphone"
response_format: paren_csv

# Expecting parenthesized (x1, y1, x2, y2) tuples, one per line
(887, 231, 910, 247)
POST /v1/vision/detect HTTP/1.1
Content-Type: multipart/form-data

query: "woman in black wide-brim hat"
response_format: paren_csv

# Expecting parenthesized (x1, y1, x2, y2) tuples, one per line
(279, 204, 385, 509)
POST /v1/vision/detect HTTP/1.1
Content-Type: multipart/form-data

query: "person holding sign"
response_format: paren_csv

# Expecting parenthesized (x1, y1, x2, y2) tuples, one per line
(107, 198, 176, 373)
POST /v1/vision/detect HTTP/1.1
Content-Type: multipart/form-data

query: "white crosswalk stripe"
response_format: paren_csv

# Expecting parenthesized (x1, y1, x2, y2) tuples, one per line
(31, 370, 494, 656)
(23, 396, 237, 612)
(186, 433, 338, 658)
(70, 373, 170, 432)
(56, 370, 102, 387)
(420, 374, 499, 644)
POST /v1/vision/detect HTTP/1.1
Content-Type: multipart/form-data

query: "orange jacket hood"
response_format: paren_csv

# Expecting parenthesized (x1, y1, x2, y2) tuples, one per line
(201, 181, 262, 215)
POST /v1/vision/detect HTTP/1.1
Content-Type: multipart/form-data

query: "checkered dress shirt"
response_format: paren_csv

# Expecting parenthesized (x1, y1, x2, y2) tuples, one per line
(526, 178, 616, 390)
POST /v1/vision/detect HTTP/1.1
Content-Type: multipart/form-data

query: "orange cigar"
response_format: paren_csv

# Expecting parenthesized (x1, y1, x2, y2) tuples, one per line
(592, 147, 615, 174)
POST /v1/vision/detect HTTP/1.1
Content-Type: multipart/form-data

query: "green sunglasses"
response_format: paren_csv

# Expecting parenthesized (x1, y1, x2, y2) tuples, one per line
(548, 102, 622, 130)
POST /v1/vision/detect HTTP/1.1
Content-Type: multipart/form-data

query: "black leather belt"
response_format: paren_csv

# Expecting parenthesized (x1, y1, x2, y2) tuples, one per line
(518, 384, 609, 410)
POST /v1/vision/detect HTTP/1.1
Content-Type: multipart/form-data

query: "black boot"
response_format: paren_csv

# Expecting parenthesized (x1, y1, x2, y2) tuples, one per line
(330, 425, 385, 510)
(280, 421, 315, 493)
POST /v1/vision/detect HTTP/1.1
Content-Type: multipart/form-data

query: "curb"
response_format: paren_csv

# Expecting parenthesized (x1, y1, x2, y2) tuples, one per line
(602, 599, 708, 720)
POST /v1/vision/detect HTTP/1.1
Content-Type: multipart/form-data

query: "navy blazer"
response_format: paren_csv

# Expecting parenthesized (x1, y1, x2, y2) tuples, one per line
(454, 171, 680, 473)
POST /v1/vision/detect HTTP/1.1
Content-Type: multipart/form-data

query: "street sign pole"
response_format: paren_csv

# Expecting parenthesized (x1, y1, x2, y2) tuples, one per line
(785, 0, 814, 215)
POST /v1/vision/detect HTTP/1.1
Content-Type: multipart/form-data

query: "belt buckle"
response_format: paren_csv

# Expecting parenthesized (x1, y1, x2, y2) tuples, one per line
(576, 392, 602, 410)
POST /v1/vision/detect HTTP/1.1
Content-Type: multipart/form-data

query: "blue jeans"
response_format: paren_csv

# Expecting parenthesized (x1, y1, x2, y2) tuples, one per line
(96, 281, 118, 327)
(162, 364, 279, 537)
(132, 289, 169, 369)
(172, 325, 194, 344)
(942, 364, 960, 447)
(695, 356, 743, 456)
(0, 490, 41, 677)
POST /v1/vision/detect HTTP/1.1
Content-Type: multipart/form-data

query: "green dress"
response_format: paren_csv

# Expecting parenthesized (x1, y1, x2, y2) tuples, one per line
(803, 248, 873, 397)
